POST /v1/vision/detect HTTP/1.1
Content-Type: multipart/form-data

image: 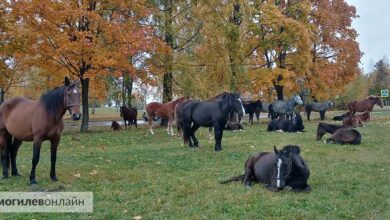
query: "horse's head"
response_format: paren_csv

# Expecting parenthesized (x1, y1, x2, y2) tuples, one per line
(228, 92, 245, 117)
(64, 77, 81, 121)
(294, 95, 303, 106)
(327, 101, 334, 109)
(316, 122, 326, 140)
(119, 106, 126, 117)
(271, 146, 293, 190)
(292, 112, 304, 131)
(376, 97, 384, 108)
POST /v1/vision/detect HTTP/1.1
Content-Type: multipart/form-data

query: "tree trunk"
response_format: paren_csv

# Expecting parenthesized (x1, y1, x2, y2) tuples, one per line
(124, 74, 133, 107)
(80, 77, 90, 132)
(228, 3, 241, 92)
(121, 78, 126, 106)
(274, 75, 284, 100)
(0, 88, 4, 104)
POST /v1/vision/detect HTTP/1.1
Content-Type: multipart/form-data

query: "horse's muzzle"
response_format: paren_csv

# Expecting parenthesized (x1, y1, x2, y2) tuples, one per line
(72, 113, 81, 121)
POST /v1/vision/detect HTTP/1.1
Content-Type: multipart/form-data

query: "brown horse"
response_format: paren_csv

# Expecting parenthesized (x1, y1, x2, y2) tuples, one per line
(343, 115, 363, 127)
(146, 97, 186, 135)
(348, 96, 384, 115)
(0, 77, 81, 184)
(357, 111, 371, 123)
(120, 106, 137, 129)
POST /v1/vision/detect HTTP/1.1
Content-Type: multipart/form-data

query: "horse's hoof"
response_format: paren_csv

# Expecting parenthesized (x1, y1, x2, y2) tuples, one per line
(11, 172, 21, 177)
(2, 174, 9, 179)
(51, 176, 58, 181)
(30, 179, 37, 185)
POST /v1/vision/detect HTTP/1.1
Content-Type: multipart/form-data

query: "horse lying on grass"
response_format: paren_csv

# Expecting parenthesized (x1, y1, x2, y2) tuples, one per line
(267, 111, 304, 132)
(111, 121, 121, 131)
(316, 122, 361, 145)
(221, 145, 311, 192)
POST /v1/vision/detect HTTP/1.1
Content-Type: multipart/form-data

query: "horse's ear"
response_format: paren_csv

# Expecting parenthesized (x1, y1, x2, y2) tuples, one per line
(64, 77, 70, 86)
(274, 146, 279, 155)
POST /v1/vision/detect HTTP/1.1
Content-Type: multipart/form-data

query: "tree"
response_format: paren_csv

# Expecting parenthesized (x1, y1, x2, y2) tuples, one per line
(10, 0, 161, 131)
(369, 58, 390, 96)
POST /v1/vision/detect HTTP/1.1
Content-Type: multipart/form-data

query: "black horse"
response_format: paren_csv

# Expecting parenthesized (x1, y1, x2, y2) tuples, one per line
(243, 100, 262, 125)
(305, 101, 333, 120)
(180, 92, 245, 151)
(120, 106, 137, 128)
(267, 111, 304, 132)
(221, 145, 311, 192)
(224, 122, 244, 131)
(316, 122, 361, 145)
(332, 112, 350, 121)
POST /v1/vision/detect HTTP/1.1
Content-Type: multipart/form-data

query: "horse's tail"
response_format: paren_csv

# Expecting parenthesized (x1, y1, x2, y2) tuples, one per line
(219, 174, 245, 184)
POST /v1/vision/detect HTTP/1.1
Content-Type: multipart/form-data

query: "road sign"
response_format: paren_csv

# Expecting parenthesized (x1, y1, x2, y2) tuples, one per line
(381, 89, 389, 97)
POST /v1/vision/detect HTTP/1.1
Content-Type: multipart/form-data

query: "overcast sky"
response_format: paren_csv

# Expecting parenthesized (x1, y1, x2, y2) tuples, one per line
(346, 0, 390, 73)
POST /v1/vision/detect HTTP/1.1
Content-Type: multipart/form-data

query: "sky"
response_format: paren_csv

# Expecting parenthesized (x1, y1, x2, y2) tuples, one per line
(346, 0, 390, 73)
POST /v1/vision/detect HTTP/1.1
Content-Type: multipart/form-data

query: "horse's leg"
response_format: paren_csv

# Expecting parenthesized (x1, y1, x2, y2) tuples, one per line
(320, 111, 325, 120)
(29, 137, 43, 185)
(49, 137, 60, 181)
(214, 124, 224, 151)
(249, 112, 253, 125)
(243, 166, 254, 187)
(307, 110, 311, 120)
(0, 134, 10, 178)
(10, 138, 22, 176)
(190, 124, 200, 147)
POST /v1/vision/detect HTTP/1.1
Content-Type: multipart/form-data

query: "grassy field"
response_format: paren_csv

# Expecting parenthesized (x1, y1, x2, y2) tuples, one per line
(1, 108, 390, 219)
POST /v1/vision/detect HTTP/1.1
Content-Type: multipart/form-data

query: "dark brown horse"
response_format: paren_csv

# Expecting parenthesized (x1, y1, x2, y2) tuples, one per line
(120, 106, 137, 129)
(0, 77, 81, 184)
(316, 122, 361, 145)
(146, 97, 186, 135)
(356, 111, 371, 123)
(348, 96, 384, 115)
(221, 145, 311, 192)
(111, 120, 122, 131)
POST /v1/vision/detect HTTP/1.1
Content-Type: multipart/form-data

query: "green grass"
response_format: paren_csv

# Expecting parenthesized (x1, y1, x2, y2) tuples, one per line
(1, 109, 390, 219)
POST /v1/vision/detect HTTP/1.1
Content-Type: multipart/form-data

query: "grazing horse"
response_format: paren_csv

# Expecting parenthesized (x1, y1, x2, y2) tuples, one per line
(269, 95, 303, 119)
(243, 100, 262, 125)
(221, 145, 311, 192)
(305, 101, 333, 120)
(343, 115, 363, 127)
(267, 111, 304, 132)
(180, 92, 245, 151)
(348, 96, 384, 115)
(0, 77, 81, 184)
(146, 97, 186, 135)
(316, 122, 361, 145)
(120, 106, 137, 129)
(111, 121, 122, 131)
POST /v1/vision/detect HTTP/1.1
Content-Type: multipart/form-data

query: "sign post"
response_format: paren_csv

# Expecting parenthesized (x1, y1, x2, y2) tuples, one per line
(381, 89, 388, 97)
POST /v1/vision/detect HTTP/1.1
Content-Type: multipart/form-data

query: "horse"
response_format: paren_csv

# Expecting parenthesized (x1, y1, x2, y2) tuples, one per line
(348, 95, 384, 115)
(260, 101, 271, 118)
(180, 92, 245, 151)
(269, 95, 303, 119)
(120, 106, 137, 129)
(243, 100, 262, 125)
(267, 111, 304, 132)
(333, 112, 350, 121)
(111, 121, 122, 131)
(356, 111, 371, 123)
(316, 122, 361, 145)
(305, 100, 333, 120)
(146, 97, 186, 135)
(224, 122, 244, 131)
(0, 77, 81, 185)
(343, 115, 363, 127)
(316, 122, 347, 140)
(220, 145, 311, 192)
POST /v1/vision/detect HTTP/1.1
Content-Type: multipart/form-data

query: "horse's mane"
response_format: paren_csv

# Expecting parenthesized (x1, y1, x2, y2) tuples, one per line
(41, 86, 66, 116)
(172, 97, 185, 105)
(281, 145, 301, 155)
(207, 92, 229, 101)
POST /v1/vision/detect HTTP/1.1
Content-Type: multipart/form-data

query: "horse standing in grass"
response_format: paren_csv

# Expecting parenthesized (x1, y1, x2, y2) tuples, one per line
(269, 95, 303, 119)
(221, 145, 311, 192)
(243, 100, 262, 125)
(348, 96, 384, 115)
(0, 77, 81, 184)
(120, 106, 137, 129)
(305, 101, 333, 120)
(180, 92, 245, 151)
(146, 97, 186, 135)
